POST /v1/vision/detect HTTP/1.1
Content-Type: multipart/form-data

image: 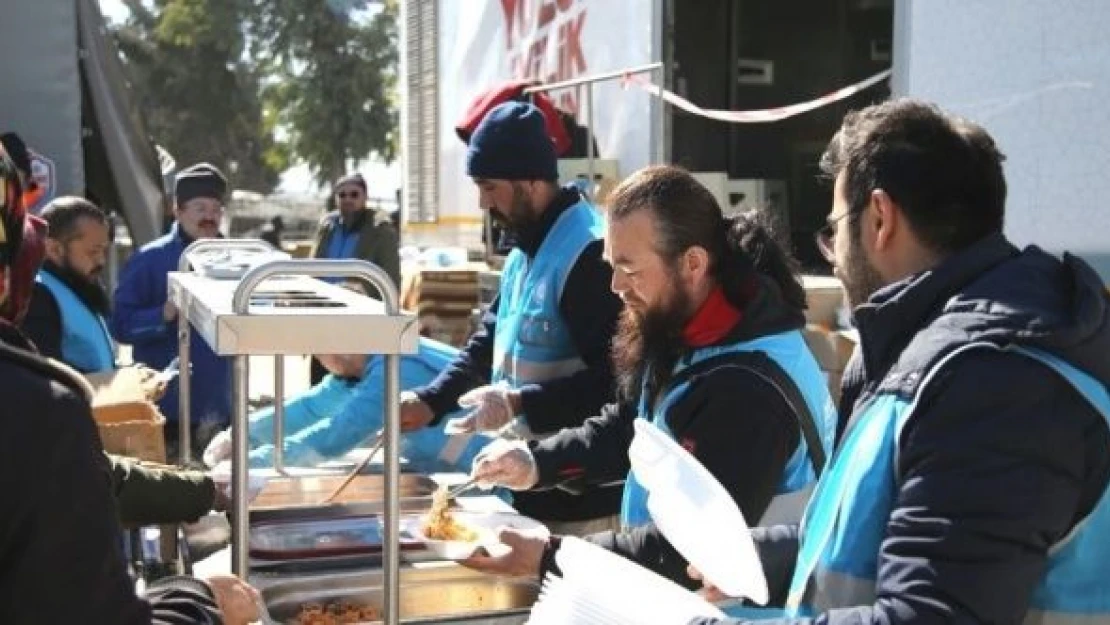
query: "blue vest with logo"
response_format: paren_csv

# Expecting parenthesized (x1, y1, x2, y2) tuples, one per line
(781, 343, 1110, 622)
(492, 200, 603, 402)
(619, 330, 837, 530)
(35, 271, 115, 373)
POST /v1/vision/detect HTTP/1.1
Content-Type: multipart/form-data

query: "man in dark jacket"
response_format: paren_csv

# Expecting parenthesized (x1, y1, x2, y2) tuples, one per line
(23, 196, 115, 371)
(689, 100, 1110, 622)
(0, 145, 257, 624)
(399, 102, 625, 534)
(309, 172, 401, 384)
(461, 166, 836, 584)
(112, 163, 232, 458)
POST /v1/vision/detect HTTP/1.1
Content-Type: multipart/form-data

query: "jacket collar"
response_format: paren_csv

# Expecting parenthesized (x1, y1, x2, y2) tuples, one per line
(504, 185, 582, 257)
(335, 208, 369, 232)
(852, 233, 1019, 380)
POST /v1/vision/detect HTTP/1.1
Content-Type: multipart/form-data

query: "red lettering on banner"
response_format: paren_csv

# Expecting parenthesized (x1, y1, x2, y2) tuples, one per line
(500, 0, 523, 50)
(562, 12, 586, 78)
(502, 1, 589, 116)
(537, 1, 558, 30)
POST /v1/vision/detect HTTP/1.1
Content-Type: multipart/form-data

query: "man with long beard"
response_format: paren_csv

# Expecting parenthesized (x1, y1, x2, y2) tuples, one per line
(23, 196, 115, 372)
(460, 165, 836, 586)
(399, 101, 625, 534)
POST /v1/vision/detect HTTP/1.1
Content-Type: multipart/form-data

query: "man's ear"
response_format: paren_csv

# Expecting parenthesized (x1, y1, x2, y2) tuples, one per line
(868, 189, 901, 252)
(683, 245, 711, 284)
(44, 237, 63, 262)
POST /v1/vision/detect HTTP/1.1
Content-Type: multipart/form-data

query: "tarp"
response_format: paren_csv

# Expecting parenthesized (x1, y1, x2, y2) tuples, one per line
(77, 0, 166, 245)
(0, 0, 166, 246)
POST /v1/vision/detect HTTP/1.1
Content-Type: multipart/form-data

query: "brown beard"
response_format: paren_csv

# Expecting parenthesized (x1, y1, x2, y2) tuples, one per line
(44, 260, 110, 317)
(611, 283, 693, 406)
(839, 234, 886, 310)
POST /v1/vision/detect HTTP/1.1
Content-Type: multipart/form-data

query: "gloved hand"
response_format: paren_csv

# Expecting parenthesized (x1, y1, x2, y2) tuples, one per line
(445, 382, 518, 434)
(203, 429, 232, 468)
(471, 438, 539, 491)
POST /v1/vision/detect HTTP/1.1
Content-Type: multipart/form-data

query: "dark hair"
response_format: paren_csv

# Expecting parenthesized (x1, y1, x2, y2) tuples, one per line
(606, 165, 805, 312)
(39, 196, 108, 242)
(820, 98, 1007, 254)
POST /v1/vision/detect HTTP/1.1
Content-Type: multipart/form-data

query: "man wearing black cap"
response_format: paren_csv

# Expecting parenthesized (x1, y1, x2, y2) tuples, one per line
(309, 171, 401, 384)
(399, 101, 624, 534)
(110, 163, 232, 458)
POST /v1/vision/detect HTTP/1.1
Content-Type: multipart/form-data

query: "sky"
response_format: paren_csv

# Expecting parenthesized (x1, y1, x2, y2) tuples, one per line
(97, 0, 401, 197)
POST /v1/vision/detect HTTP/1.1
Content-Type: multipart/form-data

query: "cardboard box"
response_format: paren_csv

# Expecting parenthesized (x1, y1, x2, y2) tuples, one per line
(802, 275, 845, 327)
(803, 325, 858, 402)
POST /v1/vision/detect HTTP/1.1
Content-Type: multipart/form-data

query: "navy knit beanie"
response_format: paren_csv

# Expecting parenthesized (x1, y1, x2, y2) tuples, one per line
(466, 102, 558, 181)
(175, 162, 228, 205)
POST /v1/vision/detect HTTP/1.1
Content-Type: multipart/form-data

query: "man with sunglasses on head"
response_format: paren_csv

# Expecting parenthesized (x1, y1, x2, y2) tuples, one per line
(308, 172, 400, 383)
(111, 163, 232, 460)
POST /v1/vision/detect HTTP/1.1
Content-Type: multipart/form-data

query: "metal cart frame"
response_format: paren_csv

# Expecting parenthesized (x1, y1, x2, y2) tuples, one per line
(170, 240, 416, 625)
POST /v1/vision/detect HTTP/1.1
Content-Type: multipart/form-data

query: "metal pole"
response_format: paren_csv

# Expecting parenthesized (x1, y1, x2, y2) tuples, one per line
(382, 350, 401, 625)
(229, 259, 402, 622)
(272, 355, 285, 473)
(176, 238, 275, 463)
(654, 66, 666, 163)
(177, 302, 191, 464)
(230, 354, 250, 576)
(522, 62, 663, 95)
(586, 83, 596, 192)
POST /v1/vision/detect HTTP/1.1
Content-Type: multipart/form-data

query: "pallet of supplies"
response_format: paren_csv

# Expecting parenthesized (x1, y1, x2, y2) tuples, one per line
(404, 264, 485, 348)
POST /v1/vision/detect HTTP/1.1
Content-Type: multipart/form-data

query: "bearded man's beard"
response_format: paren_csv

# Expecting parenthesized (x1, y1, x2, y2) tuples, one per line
(611, 284, 694, 405)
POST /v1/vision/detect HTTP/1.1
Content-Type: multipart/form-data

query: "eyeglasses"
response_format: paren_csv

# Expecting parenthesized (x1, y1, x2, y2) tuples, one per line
(336, 191, 362, 200)
(814, 211, 852, 263)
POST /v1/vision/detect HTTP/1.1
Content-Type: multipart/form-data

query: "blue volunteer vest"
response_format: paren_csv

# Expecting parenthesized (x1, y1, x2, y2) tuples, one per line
(782, 343, 1110, 622)
(35, 271, 115, 373)
(620, 330, 837, 530)
(492, 200, 603, 398)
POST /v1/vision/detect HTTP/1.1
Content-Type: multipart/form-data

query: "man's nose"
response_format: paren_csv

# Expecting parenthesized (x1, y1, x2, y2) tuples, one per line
(610, 270, 627, 295)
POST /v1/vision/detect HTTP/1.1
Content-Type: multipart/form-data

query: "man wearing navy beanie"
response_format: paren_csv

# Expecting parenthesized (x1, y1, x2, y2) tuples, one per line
(400, 101, 624, 535)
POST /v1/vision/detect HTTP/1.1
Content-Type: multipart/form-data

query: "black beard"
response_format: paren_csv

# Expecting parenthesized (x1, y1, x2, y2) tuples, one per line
(611, 288, 692, 406)
(44, 260, 111, 317)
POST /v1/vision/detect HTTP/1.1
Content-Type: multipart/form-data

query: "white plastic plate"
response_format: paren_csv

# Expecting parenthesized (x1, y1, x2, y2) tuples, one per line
(404, 510, 546, 560)
(628, 419, 769, 603)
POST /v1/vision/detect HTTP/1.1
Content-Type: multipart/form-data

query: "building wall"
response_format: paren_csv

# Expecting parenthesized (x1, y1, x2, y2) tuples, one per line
(894, 0, 1110, 277)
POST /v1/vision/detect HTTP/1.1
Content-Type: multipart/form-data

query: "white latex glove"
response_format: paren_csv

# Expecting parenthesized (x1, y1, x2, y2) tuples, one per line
(446, 382, 517, 433)
(471, 438, 539, 491)
(203, 428, 233, 468)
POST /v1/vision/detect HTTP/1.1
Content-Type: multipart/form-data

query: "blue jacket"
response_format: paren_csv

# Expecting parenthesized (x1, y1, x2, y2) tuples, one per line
(696, 235, 1110, 624)
(110, 223, 230, 426)
(247, 337, 493, 471)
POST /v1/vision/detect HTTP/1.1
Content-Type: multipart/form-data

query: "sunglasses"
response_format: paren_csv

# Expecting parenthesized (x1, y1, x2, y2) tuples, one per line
(814, 211, 853, 263)
(336, 191, 363, 200)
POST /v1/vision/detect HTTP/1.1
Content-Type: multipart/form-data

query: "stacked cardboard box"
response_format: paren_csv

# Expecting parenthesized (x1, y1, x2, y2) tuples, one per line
(402, 264, 485, 348)
(800, 276, 857, 402)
